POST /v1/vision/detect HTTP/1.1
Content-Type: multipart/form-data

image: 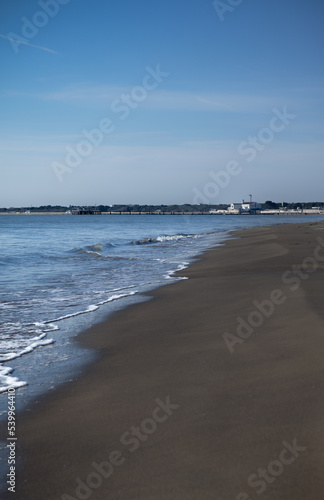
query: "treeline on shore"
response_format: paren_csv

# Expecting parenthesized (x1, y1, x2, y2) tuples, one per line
(1, 204, 228, 213)
(1, 201, 324, 213)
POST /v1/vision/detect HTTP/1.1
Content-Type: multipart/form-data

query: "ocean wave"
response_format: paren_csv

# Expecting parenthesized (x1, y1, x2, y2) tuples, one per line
(1, 322, 42, 338)
(103, 255, 142, 261)
(0, 338, 54, 363)
(86, 243, 104, 252)
(0, 302, 15, 310)
(46, 304, 100, 323)
(0, 325, 57, 395)
(96, 291, 137, 305)
(0, 291, 139, 393)
(44, 291, 138, 323)
(33, 322, 60, 332)
(0, 365, 27, 393)
(130, 233, 202, 245)
(0, 331, 55, 393)
(72, 248, 102, 257)
(164, 262, 190, 280)
(73, 241, 116, 254)
(93, 285, 138, 295)
(71, 241, 119, 259)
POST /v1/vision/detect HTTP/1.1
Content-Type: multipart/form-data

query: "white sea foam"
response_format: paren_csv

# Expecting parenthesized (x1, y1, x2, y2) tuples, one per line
(84, 250, 102, 256)
(47, 304, 100, 323)
(0, 292, 139, 385)
(0, 303, 15, 310)
(34, 322, 59, 332)
(96, 291, 137, 305)
(0, 336, 54, 363)
(156, 234, 200, 242)
(165, 262, 190, 280)
(0, 334, 56, 392)
(0, 365, 27, 393)
(73, 248, 102, 257)
(107, 285, 138, 292)
(131, 233, 201, 245)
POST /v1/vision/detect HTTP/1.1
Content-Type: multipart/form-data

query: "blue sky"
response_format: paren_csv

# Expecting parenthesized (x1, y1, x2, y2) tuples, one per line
(1, 0, 323, 206)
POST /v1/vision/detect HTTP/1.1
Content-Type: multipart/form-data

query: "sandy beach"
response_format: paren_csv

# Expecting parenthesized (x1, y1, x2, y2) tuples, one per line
(4, 221, 324, 499)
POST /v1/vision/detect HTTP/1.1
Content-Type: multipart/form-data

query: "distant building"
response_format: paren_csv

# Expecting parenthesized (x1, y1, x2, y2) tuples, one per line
(240, 201, 262, 211)
(228, 200, 263, 213)
(72, 208, 101, 215)
(229, 203, 243, 211)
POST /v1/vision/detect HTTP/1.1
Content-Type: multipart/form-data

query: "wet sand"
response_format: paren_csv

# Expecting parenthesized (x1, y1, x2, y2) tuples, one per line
(4, 222, 324, 499)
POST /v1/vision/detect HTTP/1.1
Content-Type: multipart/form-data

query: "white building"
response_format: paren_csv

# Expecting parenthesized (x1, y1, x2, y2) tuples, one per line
(229, 203, 242, 211)
(228, 200, 263, 212)
(241, 201, 262, 211)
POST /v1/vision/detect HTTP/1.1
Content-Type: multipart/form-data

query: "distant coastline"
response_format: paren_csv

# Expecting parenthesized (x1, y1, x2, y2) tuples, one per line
(1, 201, 324, 216)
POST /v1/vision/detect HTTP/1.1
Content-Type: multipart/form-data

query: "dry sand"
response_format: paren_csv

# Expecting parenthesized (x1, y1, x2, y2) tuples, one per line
(3, 222, 324, 499)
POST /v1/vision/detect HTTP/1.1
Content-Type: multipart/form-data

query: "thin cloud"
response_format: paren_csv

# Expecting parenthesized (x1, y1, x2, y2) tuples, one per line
(196, 96, 233, 111)
(2, 83, 305, 116)
(0, 34, 58, 54)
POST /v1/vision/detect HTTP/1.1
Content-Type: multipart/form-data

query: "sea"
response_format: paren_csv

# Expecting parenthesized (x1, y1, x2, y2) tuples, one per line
(1, 213, 324, 415)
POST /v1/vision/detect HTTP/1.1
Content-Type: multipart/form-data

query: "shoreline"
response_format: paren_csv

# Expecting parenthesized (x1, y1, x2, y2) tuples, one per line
(2, 221, 324, 499)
